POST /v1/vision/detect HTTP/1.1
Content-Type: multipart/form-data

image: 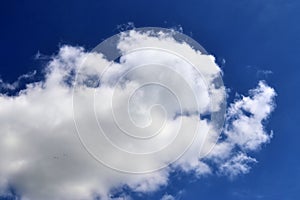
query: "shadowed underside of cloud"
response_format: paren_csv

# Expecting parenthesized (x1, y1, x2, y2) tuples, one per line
(0, 30, 276, 200)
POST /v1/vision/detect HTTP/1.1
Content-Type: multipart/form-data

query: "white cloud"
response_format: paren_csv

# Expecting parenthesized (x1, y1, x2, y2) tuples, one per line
(0, 30, 276, 199)
(225, 81, 276, 151)
(219, 153, 257, 178)
(0, 70, 36, 91)
(208, 81, 276, 176)
(161, 194, 175, 200)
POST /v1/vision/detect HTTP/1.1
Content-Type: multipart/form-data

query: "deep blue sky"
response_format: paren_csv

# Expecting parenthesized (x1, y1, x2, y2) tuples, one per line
(1, 0, 300, 199)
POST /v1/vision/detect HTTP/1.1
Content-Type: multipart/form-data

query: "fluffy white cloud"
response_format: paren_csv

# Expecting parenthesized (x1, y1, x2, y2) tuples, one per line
(0, 30, 276, 200)
(208, 81, 276, 176)
(225, 81, 276, 150)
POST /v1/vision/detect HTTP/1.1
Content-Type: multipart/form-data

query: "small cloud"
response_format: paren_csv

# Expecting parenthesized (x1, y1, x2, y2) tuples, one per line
(257, 70, 273, 78)
(161, 194, 175, 200)
(219, 153, 257, 178)
(0, 70, 36, 91)
(34, 50, 51, 60)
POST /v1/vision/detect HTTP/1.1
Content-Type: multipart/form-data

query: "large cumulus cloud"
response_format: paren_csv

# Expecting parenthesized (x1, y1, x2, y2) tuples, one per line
(0, 30, 276, 199)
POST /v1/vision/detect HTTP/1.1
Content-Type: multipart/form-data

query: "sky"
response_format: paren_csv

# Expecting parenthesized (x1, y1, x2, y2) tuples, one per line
(0, 0, 300, 200)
